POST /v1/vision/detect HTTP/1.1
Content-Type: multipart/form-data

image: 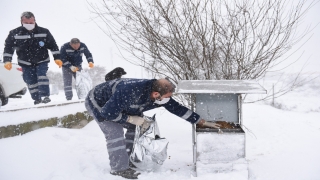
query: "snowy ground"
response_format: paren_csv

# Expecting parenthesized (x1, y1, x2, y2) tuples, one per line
(0, 90, 86, 127)
(0, 78, 320, 180)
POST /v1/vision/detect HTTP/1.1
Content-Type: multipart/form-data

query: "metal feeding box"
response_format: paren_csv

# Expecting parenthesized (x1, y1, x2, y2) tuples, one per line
(176, 80, 266, 177)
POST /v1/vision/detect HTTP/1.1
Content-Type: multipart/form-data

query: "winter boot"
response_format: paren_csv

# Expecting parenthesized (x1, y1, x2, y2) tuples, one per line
(34, 99, 42, 105)
(42, 96, 51, 104)
(110, 168, 140, 179)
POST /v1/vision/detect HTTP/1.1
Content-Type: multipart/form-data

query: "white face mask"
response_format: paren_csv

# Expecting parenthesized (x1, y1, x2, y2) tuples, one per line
(23, 23, 35, 30)
(154, 97, 170, 105)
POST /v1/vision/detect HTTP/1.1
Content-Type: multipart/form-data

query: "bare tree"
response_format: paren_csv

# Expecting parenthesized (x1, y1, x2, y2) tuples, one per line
(88, 0, 318, 106)
(89, 0, 317, 79)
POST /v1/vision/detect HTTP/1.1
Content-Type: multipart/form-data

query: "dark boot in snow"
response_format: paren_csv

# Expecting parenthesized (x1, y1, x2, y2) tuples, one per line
(110, 168, 140, 179)
(34, 99, 42, 105)
(42, 97, 51, 104)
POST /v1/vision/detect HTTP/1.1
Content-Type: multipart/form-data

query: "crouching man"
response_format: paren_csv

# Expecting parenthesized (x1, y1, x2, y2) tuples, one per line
(85, 78, 220, 179)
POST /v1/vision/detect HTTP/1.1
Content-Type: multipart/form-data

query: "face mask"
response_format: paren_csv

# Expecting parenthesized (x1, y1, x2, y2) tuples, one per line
(154, 97, 170, 105)
(23, 23, 35, 30)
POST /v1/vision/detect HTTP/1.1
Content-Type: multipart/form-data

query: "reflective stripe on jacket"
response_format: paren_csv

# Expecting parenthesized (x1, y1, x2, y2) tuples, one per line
(86, 78, 200, 124)
(3, 24, 60, 66)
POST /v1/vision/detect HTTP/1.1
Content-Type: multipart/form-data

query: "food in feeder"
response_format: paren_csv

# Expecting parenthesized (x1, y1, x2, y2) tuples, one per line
(197, 121, 239, 129)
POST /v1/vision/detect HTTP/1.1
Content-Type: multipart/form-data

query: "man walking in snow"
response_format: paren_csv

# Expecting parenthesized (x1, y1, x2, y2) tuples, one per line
(3, 11, 61, 105)
(58, 38, 94, 100)
(85, 78, 220, 179)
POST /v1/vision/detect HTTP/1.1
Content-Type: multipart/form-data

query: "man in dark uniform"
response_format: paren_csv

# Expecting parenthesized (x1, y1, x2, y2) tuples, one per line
(3, 11, 61, 105)
(85, 78, 220, 179)
(59, 38, 94, 100)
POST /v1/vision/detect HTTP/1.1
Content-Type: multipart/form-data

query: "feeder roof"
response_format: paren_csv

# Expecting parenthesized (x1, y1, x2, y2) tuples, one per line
(176, 80, 266, 94)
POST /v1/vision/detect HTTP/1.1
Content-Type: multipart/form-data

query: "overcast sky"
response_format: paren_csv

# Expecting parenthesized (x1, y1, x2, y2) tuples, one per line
(0, 0, 319, 77)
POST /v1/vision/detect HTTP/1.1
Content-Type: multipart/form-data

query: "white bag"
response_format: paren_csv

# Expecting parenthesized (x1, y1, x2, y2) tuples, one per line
(75, 71, 92, 99)
(129, 116, 169, 171)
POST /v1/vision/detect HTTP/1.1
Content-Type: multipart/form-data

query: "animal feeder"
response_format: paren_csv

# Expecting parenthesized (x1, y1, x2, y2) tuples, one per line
(176, 80, 266, 178)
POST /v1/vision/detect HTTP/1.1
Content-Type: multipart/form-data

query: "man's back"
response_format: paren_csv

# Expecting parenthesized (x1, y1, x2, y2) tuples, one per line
(87, 78, 156, 123)
(94, 78, 155, 106)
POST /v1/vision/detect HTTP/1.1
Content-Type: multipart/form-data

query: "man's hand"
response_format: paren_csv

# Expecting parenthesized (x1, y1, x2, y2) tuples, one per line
(70, 66, 79, 72)
(203, 121, 221, 128)
(4, 62, 12, 70)
(197, 119, 221, 129)
(89, 62, 94, 68)
(127, 116, 145, 126)
(140, 119, 152, 134)
(54, 59, 62, 68)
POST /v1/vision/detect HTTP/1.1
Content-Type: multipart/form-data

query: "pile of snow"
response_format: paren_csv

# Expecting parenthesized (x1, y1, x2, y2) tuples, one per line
(0, 90, 86, 127)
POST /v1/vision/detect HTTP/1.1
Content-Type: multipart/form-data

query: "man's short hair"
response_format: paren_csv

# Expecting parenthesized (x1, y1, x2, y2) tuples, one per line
(21, 11, 35, 20)
(152, 79, 176, 96)
(70, 38, 80, 44)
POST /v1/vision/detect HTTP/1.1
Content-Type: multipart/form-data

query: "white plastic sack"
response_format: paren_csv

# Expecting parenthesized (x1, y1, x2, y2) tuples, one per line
(75, 71, 92, 99)
(129, 116, 169, 171)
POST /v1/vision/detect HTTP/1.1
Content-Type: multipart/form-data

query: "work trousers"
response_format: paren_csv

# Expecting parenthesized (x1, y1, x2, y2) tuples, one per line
(62, 66, 76, 100)
(22, 63, 49, 100)
(85, 98, 136, 171)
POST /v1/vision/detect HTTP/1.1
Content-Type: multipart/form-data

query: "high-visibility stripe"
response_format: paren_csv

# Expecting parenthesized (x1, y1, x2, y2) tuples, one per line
(63, 62, 70, 65)
(14, 35, 30, 39)
(112, 80, 122, 94)
(87, 57, 93, 60)
(34, 34, 47, 37)
(51, 51, 60, 55)
(111, 113, 122, 122)
(80, 53, 83, 56)
(38, 76, 48, 80)
(64, 86, 72, 89)
(18, 59, 31, 65)
(28, 83, 38, 88)
(66, 49, 74, 52)
(3, 53, 13, 57)
(19, 58, 50, 65)
(130, 105, 140, 109)
(80, 47, 84, 50)
(38, 82, 49, 85)
(181, 110, 193, 119)
(37, 57, 50, 64)
(108, 137, 124, 144)
(89, 88, 102, 111)
(108, 145, 126, 152)
(125, 140, 134, 144)
(29, 89, 38, 94)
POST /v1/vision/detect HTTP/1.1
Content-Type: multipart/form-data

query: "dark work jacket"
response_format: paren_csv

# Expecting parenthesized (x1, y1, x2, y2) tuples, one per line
(3, 24, 60, 66)
(60, 42, 93, 69)
(86, 78, 201, 124)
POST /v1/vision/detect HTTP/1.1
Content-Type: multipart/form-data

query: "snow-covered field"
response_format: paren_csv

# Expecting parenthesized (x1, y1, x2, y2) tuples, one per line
(0, 77, 320, 180)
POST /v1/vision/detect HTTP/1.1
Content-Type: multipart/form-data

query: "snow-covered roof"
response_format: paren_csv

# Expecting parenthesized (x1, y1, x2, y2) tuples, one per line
(176, 80, 267, 94)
